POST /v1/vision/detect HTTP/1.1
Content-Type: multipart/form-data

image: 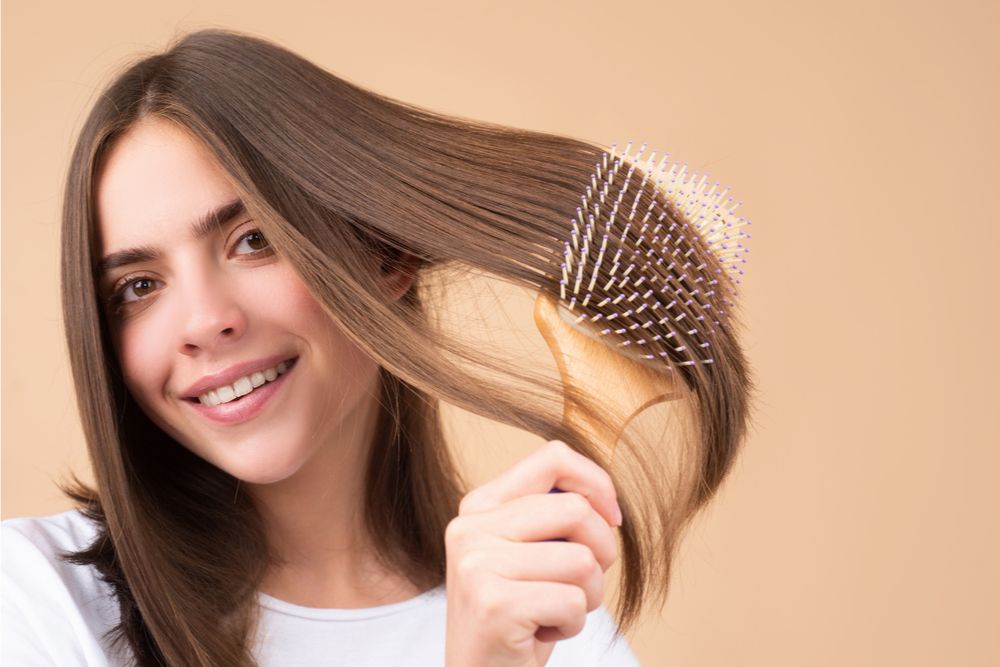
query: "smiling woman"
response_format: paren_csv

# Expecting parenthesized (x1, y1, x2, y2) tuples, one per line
(1, 27, 751, 667)
(92, 118, 390, 494)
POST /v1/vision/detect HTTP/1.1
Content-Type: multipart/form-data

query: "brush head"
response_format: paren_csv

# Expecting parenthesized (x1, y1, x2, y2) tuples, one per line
(554, 140, 751, 372)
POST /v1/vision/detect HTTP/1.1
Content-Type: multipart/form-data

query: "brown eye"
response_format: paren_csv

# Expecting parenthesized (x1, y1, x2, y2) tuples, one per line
(112, 276, 161, 307)
(234, 229, 271, 255)
(132, 278, 156, 297)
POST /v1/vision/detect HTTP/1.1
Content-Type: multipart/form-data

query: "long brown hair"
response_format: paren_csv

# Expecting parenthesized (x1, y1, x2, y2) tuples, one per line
(56, 28, 755, 666)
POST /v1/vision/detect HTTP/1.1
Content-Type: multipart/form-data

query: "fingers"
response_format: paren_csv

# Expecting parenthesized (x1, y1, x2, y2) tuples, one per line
(444, 440, 625, 665)
(464, 539, 606, 613)
(485, 578, 590, 644)
(463, 491, 619, 572)
(459, 440, 621, 531)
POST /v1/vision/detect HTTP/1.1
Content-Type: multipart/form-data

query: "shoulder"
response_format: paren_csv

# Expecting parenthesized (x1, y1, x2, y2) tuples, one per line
(2, 509, 121, 666)
(3, 508, 103, 560)
(547, 604, 642, 666)
(2, 508, 108, 592)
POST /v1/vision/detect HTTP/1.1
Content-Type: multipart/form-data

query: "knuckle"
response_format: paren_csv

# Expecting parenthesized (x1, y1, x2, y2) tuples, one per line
(568, 585, 588, 617)
(547, 440, 575, 467)
(587, 578, 604, 613)
(563, 492, 592, 521)
(547, 439, 571, 453)
(477, 578, 506, 619)
(457, 490, 479, 516)
(567, 544, 598, 579)
(444, 516, 469, 549)
(552, 439, 576, 460)
(455, 550, 486, 581)
(500, 631, 523, 655)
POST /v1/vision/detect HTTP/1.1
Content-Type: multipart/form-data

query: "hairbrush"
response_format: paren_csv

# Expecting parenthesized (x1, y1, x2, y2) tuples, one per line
(539, 140, 751, 520)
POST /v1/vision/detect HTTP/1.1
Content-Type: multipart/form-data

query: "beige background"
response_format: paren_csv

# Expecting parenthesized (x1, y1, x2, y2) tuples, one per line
(3, 0, 998, 665)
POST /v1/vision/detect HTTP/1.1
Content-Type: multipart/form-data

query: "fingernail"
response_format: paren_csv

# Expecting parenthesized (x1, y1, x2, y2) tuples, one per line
(614, 503, 623, 527)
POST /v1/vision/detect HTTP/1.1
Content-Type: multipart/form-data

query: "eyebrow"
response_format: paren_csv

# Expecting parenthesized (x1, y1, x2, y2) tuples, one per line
(97, 198, 248, 280)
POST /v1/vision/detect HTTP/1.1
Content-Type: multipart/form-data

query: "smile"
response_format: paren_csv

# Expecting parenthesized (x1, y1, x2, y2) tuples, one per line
(183, 356, 298, 425)
(197, 359, 293, 406)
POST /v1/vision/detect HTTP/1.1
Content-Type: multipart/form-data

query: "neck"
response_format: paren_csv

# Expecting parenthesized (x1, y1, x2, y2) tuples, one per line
(246, 371, 418, 607)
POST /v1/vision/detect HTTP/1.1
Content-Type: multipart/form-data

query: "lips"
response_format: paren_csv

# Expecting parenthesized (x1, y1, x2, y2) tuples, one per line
(181, 354, 298, 399)
(182, 358, 296, 425)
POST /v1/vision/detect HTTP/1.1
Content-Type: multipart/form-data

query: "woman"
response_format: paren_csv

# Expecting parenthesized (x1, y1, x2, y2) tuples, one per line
(2, 27, 752, 666)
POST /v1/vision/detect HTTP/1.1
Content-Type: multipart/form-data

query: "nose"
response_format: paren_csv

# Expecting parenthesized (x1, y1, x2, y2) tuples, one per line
(177, 274, 248, 356)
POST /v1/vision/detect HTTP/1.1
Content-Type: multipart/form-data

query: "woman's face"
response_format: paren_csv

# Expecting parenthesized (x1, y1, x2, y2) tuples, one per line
(95, 117, 381, 484)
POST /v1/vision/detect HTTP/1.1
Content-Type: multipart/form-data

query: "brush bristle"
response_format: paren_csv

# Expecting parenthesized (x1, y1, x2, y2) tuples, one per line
(556, 140, 751, 370)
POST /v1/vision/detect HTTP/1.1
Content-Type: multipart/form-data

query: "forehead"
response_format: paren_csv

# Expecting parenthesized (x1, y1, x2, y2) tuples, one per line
(96, 118, 237, 252)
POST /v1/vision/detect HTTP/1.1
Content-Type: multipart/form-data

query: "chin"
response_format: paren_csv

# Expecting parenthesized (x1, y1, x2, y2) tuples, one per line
(235, 471, 294, 486)
(217, 444, 310, 487)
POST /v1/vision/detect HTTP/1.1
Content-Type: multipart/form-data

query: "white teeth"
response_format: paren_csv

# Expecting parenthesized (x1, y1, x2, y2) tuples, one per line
(233, 377, 253, 397)
(196, 360, 293, 406)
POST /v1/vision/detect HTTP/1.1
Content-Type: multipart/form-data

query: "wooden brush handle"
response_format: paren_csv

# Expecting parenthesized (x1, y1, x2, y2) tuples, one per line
(533, 290, 683, 468)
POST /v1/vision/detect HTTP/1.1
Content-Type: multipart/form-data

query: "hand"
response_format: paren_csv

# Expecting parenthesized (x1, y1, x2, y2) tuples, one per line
(444, 440, 623, 667)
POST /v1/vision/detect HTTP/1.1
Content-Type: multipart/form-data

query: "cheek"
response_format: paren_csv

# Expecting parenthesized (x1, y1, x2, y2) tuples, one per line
(114, 318, 173, 404)
(276, 270, 379, 387)
(280, 270, 335, 327)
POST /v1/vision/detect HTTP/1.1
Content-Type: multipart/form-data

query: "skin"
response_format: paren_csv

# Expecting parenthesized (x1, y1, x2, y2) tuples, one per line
(95, 117, 623, 664)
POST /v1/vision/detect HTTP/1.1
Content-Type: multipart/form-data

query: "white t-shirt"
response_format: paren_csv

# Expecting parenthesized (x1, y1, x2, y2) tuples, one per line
(2, 510, 642, 666)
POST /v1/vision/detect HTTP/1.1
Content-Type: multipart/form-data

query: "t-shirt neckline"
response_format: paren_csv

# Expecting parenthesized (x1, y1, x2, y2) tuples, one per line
(257, 583, 445, 621)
